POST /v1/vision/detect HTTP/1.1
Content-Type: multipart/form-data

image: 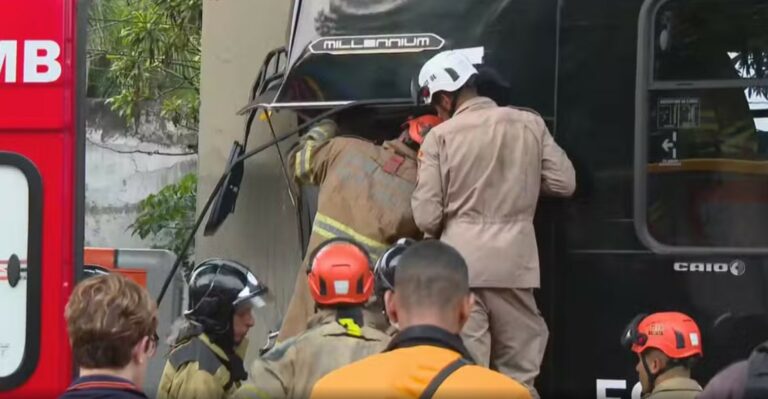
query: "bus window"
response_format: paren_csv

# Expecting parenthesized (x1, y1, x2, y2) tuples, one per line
(637, 0, 768, 250)
(0, 165, 29, 376)
(0, 155, 41, 388)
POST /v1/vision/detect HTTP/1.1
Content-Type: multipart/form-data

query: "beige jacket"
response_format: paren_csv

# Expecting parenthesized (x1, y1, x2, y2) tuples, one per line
(644, 377, 703, 399)
(279, 120, 422, 340)
(412, 97, 575, 288)
(234, 309, 390, 399)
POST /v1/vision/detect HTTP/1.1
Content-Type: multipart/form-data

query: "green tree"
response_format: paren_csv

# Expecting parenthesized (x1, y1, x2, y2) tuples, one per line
(89, 1, 201, 265)
(130, 173, 197, 269)
(88, 0, 202, 130)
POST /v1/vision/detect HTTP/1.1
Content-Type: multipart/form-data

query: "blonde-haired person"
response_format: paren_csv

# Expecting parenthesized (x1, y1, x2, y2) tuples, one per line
(59, 273, 158, 399)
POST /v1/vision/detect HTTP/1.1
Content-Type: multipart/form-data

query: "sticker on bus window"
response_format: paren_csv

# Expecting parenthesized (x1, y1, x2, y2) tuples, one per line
(657, 98, 701, 129)
(0, 165, 29, 377)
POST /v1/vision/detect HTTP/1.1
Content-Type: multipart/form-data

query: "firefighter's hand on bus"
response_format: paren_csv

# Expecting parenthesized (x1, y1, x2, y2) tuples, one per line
(301, 119, 338, 144)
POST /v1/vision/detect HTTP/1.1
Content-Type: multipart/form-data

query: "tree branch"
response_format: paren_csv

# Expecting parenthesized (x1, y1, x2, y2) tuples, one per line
(87, 137, 197, 156)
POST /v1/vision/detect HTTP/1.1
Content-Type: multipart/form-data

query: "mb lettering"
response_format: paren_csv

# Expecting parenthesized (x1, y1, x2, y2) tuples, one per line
(0, 40, 62, 83)
(673, 260, 746, 276)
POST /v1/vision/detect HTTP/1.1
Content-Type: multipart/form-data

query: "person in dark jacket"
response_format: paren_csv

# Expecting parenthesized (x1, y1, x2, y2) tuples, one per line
(698, 360, 748, 399)
(699, 340, 768, 399)
(60, 273, 158, 399)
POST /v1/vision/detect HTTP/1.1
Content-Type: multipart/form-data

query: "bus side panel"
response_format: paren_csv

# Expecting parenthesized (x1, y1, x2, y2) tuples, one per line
(549, 0, 768, 397)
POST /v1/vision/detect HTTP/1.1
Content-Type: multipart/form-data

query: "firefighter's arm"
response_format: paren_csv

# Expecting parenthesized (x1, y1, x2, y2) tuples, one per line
(235, 338, 300, 399)
(236, 357, 290, 399)
(288, 119, 339, 185)
(538, 118, 576, 197)
(411, 132, 445, 237)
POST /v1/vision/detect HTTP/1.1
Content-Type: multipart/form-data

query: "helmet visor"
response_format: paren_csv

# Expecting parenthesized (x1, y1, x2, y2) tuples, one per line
(232, 270, 269, 309)
(621, 313, 648, 350)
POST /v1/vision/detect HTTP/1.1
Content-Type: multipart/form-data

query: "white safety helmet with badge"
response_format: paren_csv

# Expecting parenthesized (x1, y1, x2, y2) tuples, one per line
(416, 50, 479, 113)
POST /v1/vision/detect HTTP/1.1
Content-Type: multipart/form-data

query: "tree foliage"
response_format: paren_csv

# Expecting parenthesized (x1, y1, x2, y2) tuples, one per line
(87, 0, 202, 130)
(130, 173, 197, 266)
(89, 2, 201, 266)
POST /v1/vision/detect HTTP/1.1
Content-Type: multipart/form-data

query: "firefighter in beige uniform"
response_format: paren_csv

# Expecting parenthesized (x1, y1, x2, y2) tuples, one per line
(278, 115, 443, 341)
(412, 51, 576, 397)
(234, 239, 390, 399)
(158, 260, 269, 399)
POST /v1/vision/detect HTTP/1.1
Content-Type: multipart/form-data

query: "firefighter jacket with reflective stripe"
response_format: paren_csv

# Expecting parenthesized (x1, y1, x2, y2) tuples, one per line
(278, 120, 423, 340)
(412, 97, 576, 288)
(310, 325, 532, 399)
(290, 119, 422, 260)
(233, 308, 390, 399)
(157, 333, 248, 399)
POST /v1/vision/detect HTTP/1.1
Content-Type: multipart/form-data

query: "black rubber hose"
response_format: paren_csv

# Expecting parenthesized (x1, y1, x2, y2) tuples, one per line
(155, 98, 412, 304)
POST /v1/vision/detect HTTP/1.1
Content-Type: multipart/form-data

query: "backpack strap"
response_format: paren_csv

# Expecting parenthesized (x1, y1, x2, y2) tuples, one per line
(419, 358, 470, 399)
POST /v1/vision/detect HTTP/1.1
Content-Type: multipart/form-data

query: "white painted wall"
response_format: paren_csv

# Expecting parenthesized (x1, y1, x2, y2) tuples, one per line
(84, 99, 197, 248)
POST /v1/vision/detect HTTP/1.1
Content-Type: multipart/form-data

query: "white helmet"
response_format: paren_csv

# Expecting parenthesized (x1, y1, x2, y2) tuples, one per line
(417, 50, 479, 104)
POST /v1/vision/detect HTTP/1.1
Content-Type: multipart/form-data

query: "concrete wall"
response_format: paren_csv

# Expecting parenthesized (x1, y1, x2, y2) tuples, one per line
(198, 0, 297, 363)
(85, 99, 197, 248)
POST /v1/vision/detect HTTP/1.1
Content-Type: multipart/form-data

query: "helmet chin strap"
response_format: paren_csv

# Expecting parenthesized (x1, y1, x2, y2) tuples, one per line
(402, 134, 420, 151)
(448, 91, 460, 117)
(641, 353, 656, 393)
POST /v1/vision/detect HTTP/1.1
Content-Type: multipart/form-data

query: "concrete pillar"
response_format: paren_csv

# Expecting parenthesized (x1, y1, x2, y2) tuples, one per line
(198, 0, 297, 364)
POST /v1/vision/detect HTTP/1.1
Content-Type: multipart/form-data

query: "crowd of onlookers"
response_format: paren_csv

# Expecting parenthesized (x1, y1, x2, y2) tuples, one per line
(59, 238, 766, 399)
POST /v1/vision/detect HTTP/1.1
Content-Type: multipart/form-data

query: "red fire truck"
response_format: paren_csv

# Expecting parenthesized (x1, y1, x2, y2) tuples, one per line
(0, 0, 84, 396)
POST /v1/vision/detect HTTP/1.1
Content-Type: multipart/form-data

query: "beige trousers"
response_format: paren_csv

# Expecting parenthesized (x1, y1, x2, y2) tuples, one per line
(461, 288, 549, 399)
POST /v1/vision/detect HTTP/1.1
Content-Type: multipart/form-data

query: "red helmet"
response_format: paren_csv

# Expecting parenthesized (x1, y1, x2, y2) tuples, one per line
(402, 114, 443, 145)
(621, 312, 703, 359)
(307, 239, 374, 306)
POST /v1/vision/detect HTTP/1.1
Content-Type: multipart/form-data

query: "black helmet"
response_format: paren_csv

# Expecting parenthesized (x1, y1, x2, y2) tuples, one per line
(185, 259, 268, 346)
(374, 238, 415, 300)
(82, 264, 110, 279)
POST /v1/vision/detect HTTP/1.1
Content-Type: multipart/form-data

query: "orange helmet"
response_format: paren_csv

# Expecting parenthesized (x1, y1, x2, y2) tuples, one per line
(307, 239, 374, 306)
(402, 114, 443, 145)
(621, 312, 703, 359)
